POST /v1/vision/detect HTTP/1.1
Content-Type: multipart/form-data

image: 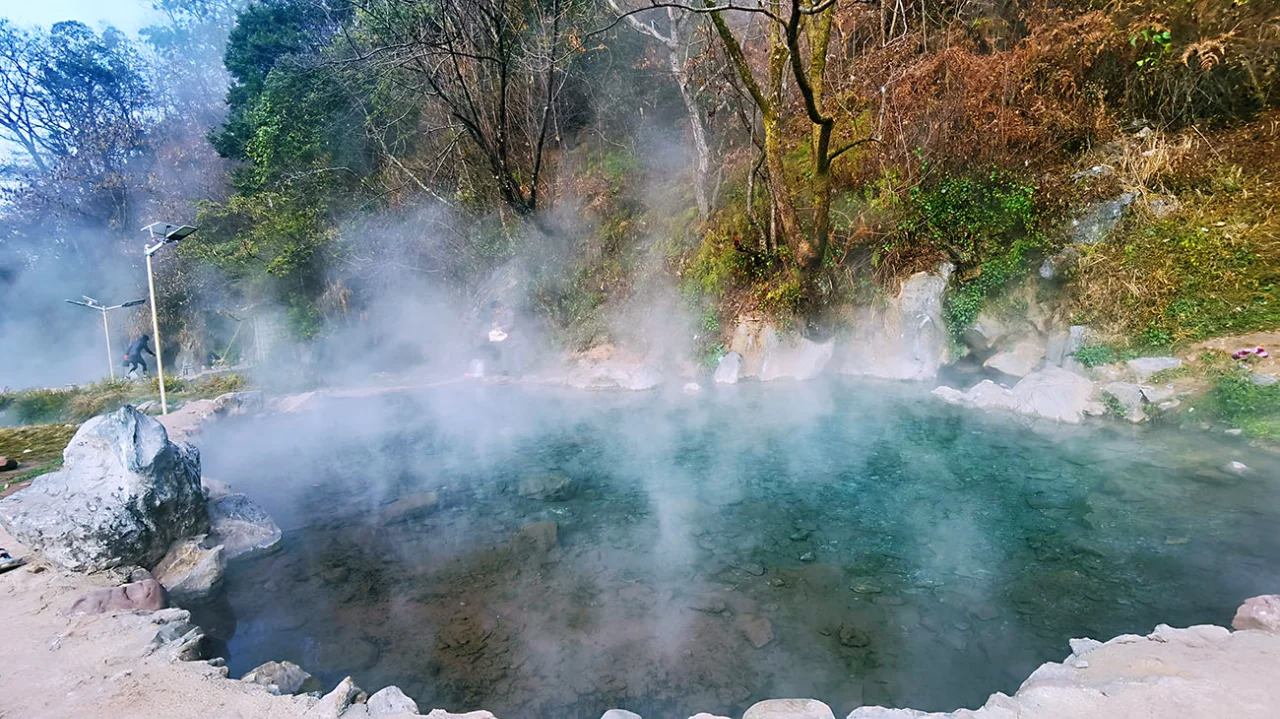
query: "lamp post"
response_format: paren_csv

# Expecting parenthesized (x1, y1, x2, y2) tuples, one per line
(64, 296, 148, 379)
(142, 222, 197, 415)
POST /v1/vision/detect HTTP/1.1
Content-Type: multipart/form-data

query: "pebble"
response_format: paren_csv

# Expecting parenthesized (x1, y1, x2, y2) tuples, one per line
(789, 529, 812, 541)
(739, 563, 766, 576)
(851, 582, 883, 595)
(799, 552, 815, 562)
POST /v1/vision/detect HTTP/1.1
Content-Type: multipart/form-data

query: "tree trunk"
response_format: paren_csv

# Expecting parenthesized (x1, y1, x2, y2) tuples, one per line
(671, 54, 713, 220)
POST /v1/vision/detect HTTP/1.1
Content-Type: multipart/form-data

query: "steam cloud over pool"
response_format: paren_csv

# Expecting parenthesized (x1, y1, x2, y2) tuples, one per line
(194, 381, 1280, 718)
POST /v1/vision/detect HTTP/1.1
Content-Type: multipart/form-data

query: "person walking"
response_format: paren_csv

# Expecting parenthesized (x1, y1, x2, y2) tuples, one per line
(122, 334, 155, 378)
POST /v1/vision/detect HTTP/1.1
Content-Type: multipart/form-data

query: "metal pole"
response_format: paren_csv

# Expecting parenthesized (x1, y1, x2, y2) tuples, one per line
(146, 250, 168, 415)
(101, 309, 115, 380)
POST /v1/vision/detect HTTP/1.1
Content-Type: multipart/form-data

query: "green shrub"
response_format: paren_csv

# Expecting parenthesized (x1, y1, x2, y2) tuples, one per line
(903, 172, 1049, 342)
(1073, 344, 1118, 367)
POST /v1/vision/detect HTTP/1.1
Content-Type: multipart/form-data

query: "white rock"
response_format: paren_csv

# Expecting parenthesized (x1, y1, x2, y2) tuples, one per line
(844, 709, 925, 719)
(1068, 637, 1103, 657)
(743, 698, 836, 719)
(682, 382, 702, 394)
(688, 714, 732, 719)
(935, 367, 1096, 423)
(368, 686, 419, 716)
(241, 660, 318, 695)
(984, 336, 1046, 377)
(600, 711, 643, 719)
(1140, 385, 1176, 403)
(1223, 461, 1250, 476)
(963, 312, 1011, 351)
(840, 264, 953, 381)
(726, 319, 834, 382)
(424, 711, 498, 719)
(304, 677, 363, 719)
(1126, 356, 1181, 380)
(713, 352, 741, 384)
(153, 537, 225, 605)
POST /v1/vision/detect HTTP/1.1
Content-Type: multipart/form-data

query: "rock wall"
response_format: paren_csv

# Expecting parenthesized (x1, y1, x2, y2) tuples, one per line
(839, 263, 953, 381)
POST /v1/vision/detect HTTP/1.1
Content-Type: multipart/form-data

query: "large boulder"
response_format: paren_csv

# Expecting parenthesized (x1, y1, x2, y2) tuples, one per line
(207, 492, 283, 561)
(934, 367, 1098, 423)
(153, 536, 225, 604)
(714, 352, 742, 384)
(0, 406, 206, 571)
(840, 264, 952, 381)
(1233, 595, 1280, 633)
(728, 319, 833, 382)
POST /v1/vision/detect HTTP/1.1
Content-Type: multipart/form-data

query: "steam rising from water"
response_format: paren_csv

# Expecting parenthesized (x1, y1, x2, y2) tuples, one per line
(196, 380, 1280, 719)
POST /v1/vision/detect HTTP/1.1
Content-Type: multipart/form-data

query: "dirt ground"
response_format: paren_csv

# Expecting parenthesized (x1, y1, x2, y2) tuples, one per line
(0, 526, 313, 719)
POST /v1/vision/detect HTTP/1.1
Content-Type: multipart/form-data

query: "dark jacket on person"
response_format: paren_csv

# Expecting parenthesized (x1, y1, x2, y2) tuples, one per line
(125, 336, 154, 359)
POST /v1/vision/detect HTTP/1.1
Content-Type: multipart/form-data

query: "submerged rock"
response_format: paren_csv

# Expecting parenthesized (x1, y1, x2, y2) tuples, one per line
(839, 624, 871, 648)
(736, 613, 774, 648)
(67, 579, 168, 614)
(518, 473, 573, 500)
(423, 711, 498, 719)
(600, 711, 643, 719)
(382, 491, 440, 523)
(153, 536, 225, 605)
(510, 520, 559, 560)
(241, 660, 321, 695)
(742, 698, 835, 719)
(1233, 595, 1280, 633)
(0, 406, 206, 571)
(368, 686, 420, 716)
(714, 352, 741, 384)
(840, 263, 953, 381)
(207, 492, 283, 560)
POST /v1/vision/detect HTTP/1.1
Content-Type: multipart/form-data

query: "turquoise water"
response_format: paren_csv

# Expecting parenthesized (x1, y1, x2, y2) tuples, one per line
(196, 380, 1280, 718)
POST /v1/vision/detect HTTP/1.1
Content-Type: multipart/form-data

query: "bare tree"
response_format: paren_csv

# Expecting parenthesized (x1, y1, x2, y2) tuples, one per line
(336, 0, 588, 223)
(610, 1, 874, 271)
(605, 0, 719, 220)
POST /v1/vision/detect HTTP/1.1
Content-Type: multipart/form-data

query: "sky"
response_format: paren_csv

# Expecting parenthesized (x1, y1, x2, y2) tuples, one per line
(1, 0, 160, 34)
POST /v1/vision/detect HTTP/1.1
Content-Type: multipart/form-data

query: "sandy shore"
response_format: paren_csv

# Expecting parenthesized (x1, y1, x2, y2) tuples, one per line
(0, 526, 312, 719)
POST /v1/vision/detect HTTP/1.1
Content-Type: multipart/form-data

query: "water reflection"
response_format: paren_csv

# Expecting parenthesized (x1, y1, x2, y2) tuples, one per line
(196, 380, 1280, 718)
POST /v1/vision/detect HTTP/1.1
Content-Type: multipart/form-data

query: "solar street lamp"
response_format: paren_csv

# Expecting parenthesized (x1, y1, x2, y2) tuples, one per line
(142, 222, 197, 415)
(64, 296, 147, 380)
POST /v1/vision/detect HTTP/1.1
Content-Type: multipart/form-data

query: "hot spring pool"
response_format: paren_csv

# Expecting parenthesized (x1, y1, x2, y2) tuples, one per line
(193, 380, 1280, 718)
